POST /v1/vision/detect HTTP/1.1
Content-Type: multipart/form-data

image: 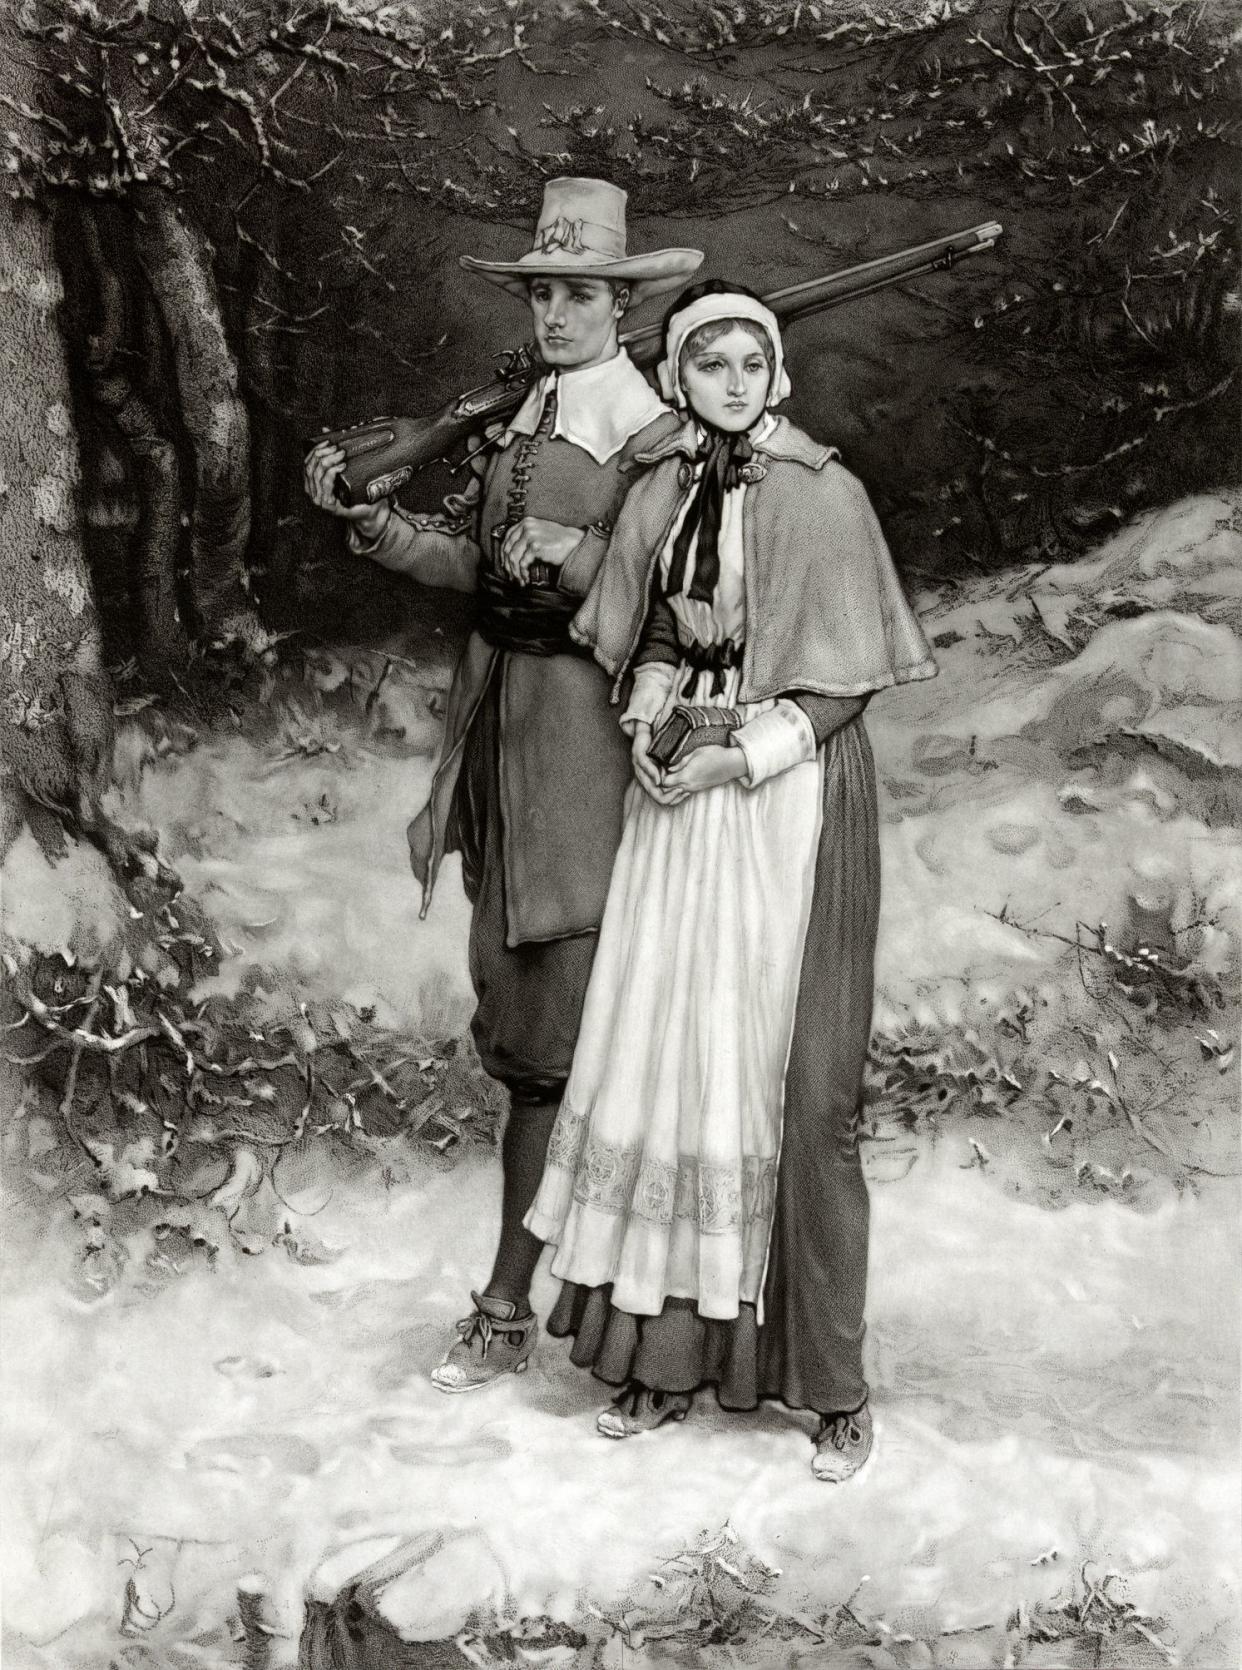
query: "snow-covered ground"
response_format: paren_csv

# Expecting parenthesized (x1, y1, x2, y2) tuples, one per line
(3, 1134, 1238, 1666)
(2, 493, 1239, 1667)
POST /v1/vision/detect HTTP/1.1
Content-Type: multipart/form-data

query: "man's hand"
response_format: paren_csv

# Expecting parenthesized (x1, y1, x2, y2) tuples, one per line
(498, 517, 583, 585)
(662, 743, 749, 802)
(303, 438, 392, 539)
(630, 724, 679, 806)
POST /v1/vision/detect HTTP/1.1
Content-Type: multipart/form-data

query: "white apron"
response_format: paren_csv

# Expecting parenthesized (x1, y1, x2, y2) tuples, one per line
(525, 451, 824, 1320)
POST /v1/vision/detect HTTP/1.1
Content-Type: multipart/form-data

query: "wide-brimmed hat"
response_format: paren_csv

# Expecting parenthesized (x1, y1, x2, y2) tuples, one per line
(459, 177, 703, 306)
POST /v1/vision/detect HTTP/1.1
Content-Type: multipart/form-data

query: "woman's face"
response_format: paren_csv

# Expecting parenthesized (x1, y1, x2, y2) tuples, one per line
(679, 324, 772, 432)
(527, 278, 625, 372)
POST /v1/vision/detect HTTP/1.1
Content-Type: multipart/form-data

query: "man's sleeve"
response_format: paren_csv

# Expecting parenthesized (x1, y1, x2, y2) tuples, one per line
(348, 505, 482, 594)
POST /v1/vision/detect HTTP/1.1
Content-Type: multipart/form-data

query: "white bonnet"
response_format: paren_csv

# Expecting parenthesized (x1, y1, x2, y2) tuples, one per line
(656, 291, 791, 410)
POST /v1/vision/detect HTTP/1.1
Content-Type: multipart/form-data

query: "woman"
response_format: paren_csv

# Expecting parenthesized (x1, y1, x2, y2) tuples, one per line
(525, 281, 937, 1480)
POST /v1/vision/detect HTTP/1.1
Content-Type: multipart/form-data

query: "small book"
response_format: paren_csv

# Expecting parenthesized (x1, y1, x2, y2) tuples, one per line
(648, 705, 743, 770)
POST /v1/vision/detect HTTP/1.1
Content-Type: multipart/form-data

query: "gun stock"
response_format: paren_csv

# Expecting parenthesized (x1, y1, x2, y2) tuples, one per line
(322, 220, 1003, 506)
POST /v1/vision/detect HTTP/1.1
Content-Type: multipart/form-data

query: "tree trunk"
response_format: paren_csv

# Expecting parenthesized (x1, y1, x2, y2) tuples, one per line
(77, 201, 188, 678)
(236, 238, 285, 615)
(0, 159, 113, 863)
(131, 186, 259, 650)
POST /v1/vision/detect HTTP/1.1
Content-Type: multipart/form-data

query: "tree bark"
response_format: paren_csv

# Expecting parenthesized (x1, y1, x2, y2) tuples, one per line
(236, 239, 285, 613)
(131, 186, 259, 649)
(0, 157, 113, 862)
(78, 201, 188, 678)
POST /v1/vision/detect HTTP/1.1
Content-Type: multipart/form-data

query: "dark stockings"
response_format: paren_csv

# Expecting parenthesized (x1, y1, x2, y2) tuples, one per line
(483, 1100, 559, 1313)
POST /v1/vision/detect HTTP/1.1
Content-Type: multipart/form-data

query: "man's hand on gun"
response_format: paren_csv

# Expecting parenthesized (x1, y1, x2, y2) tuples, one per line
(303, 438, 391, 541)
(497, 518, 583, 586)
(304, 425, 583, 579)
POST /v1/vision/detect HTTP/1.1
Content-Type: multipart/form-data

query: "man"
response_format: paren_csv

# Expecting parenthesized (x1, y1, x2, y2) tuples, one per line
(303, 178, 702, 1391)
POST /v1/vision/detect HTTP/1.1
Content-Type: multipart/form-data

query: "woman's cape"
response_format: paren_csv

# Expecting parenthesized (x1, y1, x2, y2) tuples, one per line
(571, 416, 938, 702)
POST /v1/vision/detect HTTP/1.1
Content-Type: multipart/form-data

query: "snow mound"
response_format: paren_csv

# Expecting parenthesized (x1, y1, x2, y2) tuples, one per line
(1032, 494, 1242, 643)
(992, 611, 1242, 770)
(866, 492, 1241, 1007)
(924, 492, 1242, 649)
(0, 830, 127, 963)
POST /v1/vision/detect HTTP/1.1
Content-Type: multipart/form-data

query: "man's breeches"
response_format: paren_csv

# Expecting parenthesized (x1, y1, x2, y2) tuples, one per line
(453, 673, 598, 1102)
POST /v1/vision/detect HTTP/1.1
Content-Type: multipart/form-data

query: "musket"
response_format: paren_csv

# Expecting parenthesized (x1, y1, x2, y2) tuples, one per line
(320, 220, 1004, 506)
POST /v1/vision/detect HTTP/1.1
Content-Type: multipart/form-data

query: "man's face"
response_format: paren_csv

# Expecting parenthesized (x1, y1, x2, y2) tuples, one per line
(527, 277, 625, 372)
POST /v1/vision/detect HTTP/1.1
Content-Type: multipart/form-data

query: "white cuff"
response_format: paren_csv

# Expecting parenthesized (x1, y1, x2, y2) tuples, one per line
(734, 700, 817, 786)
(621, 663, 677, 735)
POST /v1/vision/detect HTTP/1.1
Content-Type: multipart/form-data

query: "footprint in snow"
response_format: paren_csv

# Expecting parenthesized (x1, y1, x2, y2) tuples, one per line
(184, 1432, 320, 1476)
(366, 1414, 512, 1467)
(372, 1322, 453, 1391)
(214, 1354, 282, 1380)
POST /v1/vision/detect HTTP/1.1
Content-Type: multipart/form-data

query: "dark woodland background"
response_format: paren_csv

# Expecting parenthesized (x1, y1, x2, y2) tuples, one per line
(0, 0, 1238, 870)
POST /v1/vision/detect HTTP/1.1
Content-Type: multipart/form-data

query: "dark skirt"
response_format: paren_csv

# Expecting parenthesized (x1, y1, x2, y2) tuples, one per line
(548, 1285, 761, 1410)
(545, 716, 880, 1416)
(451, 666, 599, 1100)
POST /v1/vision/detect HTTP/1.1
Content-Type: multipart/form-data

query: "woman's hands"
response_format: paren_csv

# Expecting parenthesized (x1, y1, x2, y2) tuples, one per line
(630, 727, 748, 806)
(630, 724, 671, 804)
(303, 439, 391, 541)
(664, 744, 749, 799)
(498, 517, 583, 584)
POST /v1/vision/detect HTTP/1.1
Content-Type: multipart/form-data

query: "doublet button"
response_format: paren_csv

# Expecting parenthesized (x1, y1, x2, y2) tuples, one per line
(677, 461, 694, 490)
(738, 463, 767, 484)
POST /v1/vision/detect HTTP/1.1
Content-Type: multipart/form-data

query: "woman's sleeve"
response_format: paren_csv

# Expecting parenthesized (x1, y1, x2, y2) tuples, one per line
(633, 595, 681, 668)
(557, 523, 609, 596)
(732, 692, 870, 787)
(619, 595, 680, 734)
(791, 691, 870, 746)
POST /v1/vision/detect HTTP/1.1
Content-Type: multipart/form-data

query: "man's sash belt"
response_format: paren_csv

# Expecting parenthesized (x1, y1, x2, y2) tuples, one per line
(476, 567, 590, 659)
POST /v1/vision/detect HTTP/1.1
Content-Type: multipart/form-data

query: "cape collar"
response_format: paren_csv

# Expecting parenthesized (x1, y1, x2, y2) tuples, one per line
(633, 413, 838, 472)
(501, 349, 670, 466)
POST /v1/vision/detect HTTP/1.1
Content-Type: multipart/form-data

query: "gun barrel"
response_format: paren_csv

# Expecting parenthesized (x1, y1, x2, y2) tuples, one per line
(620, 221, 1004, 362)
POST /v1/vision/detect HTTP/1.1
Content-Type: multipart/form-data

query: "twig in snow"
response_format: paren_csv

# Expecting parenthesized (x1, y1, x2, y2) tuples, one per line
(345, 1041, 406, 1111)
(5, 969, 161, 1054)
(364, 655, 393, 717)
(236, 1574, 284, 1669)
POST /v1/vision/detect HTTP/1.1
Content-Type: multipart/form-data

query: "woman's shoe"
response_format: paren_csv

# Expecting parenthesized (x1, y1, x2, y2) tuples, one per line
(596, 1383, 692, 1439)
(812, 1401, 874, 1481)
(431, 1291, 538, 1393)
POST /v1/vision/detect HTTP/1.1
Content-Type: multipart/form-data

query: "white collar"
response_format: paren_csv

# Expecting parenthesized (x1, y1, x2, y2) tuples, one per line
(502, 350, 669, 466)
